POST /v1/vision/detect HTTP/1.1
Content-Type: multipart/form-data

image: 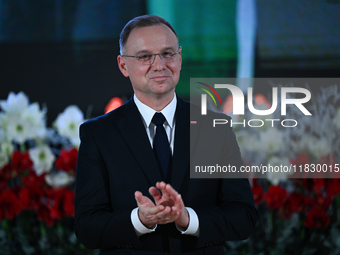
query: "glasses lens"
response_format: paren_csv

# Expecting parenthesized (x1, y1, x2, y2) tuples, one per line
(141, 52, 178, 65)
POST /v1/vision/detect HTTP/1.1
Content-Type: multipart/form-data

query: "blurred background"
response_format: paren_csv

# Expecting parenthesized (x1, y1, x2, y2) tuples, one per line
(1, 0, 339, 124)
(1, 1, 340, 254)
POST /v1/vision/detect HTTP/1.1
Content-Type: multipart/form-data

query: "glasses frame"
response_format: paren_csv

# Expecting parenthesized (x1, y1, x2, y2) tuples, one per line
(121, 46, 182, 65)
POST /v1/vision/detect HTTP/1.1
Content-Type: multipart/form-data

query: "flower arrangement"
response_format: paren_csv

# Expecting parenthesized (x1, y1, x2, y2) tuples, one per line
(0, 92, 96, 254)
(226, 85, 340, 254)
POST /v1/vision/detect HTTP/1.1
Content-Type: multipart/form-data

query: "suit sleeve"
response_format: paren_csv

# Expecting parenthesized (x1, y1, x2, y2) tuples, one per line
(74, 123, 142, 250)
(189, 120, 258, 248)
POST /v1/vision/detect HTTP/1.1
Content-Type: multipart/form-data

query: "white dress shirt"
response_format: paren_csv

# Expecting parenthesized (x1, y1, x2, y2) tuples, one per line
(130, 94, 199, 237)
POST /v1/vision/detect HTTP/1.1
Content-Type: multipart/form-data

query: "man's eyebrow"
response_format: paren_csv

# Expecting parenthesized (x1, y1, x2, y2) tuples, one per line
(134, 50, 152, 55)
(134, 47, 177, 55)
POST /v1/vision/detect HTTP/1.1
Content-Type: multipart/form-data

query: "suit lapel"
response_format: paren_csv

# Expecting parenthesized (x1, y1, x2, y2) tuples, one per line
(170, 97, 190, 192)
(114, 98, 163, 186)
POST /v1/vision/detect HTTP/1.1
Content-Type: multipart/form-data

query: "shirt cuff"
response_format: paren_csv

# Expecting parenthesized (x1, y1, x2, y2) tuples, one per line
(131, 207, 157, 236)
(176, 207, 200, 237)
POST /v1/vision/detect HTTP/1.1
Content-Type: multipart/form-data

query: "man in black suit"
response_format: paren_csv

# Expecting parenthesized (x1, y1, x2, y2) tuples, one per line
(75, 15, 257, 254)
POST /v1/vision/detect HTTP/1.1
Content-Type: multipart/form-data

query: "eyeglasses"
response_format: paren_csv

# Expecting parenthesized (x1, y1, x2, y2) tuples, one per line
(121, 47, 181, 65)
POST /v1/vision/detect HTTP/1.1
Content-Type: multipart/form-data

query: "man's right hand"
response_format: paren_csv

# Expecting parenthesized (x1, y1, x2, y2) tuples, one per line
(134, 190, 179, 228)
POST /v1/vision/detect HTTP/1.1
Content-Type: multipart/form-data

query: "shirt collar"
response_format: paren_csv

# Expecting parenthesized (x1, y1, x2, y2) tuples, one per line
(133, 94, 177, 128)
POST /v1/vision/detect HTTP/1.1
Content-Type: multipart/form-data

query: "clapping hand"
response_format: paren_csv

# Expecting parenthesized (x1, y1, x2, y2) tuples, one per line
(135, 182, 189, 229)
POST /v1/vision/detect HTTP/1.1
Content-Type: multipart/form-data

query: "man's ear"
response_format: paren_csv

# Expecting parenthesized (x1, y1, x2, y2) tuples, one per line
(117, 55, 129, 77)
(179, 51, 182, 71)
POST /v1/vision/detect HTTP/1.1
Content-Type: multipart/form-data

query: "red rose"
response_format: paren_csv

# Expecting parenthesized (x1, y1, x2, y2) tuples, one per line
(304, 208, 330, 228)
(264, 186, 287, 210)
(252, 185, 263, 205)
(55, 148, 78, 173)
(0, 189, 22, 220)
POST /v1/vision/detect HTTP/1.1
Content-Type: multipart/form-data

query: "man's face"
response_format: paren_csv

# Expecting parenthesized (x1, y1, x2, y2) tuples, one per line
(118, 24, 181, 102)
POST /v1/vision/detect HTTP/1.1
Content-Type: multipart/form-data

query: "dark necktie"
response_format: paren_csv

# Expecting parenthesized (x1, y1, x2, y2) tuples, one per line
(152, 112, 171, 179)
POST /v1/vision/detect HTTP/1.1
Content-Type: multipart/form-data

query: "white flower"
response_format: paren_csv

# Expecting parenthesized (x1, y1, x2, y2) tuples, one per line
(45, 171, 75, 188)
(0, 91, 29, 114)
(0, 152, 9, 169)
(306, 137, 331, 159)
(1, 140, 14, 158)
(257, 128, 284, 155)
(290, 135, 310, 155)
(55, 105, 84, 147)
(0, 137, 14, 169)
(0, 92, 46, 144)
(6, 117, 32, 144)
(266, 156, 292, 185)
(236, 130, 260, 154)
(29, 145, 56, 176)
(334, 108, 340, 129)
(21, 102, 47, 138)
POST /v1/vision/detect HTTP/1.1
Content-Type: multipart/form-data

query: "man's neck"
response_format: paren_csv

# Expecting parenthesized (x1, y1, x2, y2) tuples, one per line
(134, 92, 175, 112)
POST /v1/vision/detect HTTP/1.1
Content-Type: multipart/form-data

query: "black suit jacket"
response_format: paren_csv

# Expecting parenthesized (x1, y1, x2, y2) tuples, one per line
(74, 96, 257, 255)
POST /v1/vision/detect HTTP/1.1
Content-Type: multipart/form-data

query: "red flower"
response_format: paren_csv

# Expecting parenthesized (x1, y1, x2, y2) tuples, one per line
(325, 179, 340, 198)
(313, 179, 325, 194)
(279, 192, 305, 219)
(252, 185, 263, 205)
(290, 153, 309, 167)
(0, 174, 8, 190)
(302, 179, 315, 193)
(44, 188, 65, 220)
(0, 189, 22, 220)
(64, 190, 75, 217)
(290, 154, 310, 178)
(37, 204, 55, 226)
(18, 185, 43, 210)
(12, 151, 33, 171)
(304, 208, 330, 228)
(288, 192, 306, 212)
(44, 188, 74, 220)
(1, 164, 17, 179)
(304, 196, 315, 211)
(264, 186, 287, 210)
(55, 148, 78, 173)
(315, 194, 332, 210)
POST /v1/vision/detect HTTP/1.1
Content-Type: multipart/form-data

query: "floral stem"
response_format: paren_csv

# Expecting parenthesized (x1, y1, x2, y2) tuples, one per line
(40, 221, 46, 237)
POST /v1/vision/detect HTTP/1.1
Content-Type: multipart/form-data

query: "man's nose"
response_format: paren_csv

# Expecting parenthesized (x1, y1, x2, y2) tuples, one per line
(151, 54, 166, 69)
